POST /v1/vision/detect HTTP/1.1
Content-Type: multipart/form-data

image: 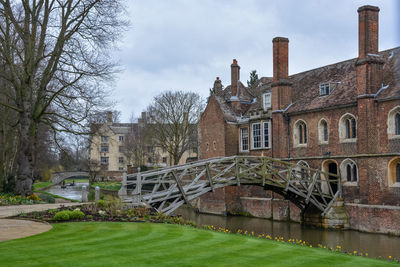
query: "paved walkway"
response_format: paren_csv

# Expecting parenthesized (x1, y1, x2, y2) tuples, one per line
(0, 202, 90, 242)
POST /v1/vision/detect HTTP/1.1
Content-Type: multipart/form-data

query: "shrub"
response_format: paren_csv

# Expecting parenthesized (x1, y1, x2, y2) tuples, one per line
(53, 210, 71, 221)
(27, 193, 41, 201)
(70, 210, 85, 220)
(96, 199, 107, 209)
(38, 194, 56, 203)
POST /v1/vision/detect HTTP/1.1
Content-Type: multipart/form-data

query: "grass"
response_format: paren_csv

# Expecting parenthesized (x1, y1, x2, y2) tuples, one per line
(33, 182, 54, 190)
(64, 178, 89, 183)
(0, 222, 396, 267)
(92, 181, 121, 191)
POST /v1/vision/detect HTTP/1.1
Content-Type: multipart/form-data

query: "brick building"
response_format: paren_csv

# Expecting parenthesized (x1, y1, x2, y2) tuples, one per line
(198, 5, 400, 234)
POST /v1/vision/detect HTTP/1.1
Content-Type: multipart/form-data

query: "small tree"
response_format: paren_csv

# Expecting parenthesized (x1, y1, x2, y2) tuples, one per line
(146, 91, 204, 165)
(247, 70, 259, 90)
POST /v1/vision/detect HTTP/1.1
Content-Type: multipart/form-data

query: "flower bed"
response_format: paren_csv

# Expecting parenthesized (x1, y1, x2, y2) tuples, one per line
(12, 201, 196, 227)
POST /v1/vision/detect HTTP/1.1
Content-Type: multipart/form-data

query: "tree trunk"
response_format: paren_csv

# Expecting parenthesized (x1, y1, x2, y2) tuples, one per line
(14, 113, 34, 196)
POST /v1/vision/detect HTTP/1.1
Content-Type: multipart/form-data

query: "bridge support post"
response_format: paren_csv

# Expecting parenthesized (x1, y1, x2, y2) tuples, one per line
(82, 185, 88, 202)
(322, 198, 349, 229)
(95, 186, 100, 202)
(131, 168, 142, 205)
(118, 172, 128, 197)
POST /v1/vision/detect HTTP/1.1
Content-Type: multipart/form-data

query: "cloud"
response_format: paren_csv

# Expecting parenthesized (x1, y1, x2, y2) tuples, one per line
(110, 0, 399, 121)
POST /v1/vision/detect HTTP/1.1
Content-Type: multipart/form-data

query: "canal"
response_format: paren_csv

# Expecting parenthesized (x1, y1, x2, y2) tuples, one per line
(45, 184, 400, 258)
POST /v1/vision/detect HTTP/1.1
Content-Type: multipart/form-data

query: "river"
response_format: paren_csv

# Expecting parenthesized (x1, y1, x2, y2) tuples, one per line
(44, 184, 400, 259)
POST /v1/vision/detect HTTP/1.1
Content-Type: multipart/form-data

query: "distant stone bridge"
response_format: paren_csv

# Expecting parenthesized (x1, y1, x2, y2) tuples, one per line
(52, 171, 89, 184)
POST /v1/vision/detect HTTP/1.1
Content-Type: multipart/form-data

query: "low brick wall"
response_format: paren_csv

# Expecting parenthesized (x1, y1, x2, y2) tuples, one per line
(346, 203, 400, 235)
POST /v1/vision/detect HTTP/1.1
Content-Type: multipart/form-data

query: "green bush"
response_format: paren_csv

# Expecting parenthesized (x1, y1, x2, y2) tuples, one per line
(96, 199, 107, 209)
(38, 194, 56, 203)
(53, 211, 71, 221)
(70, 210, 85, 220)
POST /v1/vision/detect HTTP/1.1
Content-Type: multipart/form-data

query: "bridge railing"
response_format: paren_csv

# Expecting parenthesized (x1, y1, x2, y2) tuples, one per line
(121, 156, 341, 215)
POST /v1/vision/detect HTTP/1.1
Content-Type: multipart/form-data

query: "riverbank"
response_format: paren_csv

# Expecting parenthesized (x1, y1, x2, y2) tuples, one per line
(0, 222, 396, 266)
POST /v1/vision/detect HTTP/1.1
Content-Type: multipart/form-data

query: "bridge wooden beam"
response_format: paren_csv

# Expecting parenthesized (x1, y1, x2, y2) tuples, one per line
(171, 171, 190, 206)
(205, 164, 214, 192)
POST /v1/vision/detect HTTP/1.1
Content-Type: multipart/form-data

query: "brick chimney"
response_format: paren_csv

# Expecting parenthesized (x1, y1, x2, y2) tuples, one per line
(213, 77, 223, 94)
(272, 37, 289, 83)
(358, 5, 379, 59)
(231, 59, 240, 97)
(271, 37, 292, 110)
(356, 5, 383, 95)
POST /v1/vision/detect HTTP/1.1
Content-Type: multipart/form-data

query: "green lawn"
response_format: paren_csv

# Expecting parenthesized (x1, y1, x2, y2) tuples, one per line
(33, 182, 54, 190)
(0, 222, 395, 267)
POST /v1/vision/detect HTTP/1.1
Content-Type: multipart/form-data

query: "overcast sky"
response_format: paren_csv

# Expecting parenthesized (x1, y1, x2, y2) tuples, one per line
(109, 0, 400, 122)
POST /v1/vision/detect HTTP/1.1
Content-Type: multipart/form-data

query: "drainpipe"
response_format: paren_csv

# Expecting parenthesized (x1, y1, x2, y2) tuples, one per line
(284, 113, 291, 158)
(270, 117, 274, 158)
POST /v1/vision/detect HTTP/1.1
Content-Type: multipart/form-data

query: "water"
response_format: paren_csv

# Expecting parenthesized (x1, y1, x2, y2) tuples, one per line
(176, 206, 400, 259)
(42, 185, 400, 259)
(43, 182, 88, 201)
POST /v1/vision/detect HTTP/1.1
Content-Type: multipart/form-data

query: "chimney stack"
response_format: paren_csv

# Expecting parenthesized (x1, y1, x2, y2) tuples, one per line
(272, 37, 289, 83)
(231, 59, 240, 97)
(358, 5, 379, 59)
(213, 77, 223, 94)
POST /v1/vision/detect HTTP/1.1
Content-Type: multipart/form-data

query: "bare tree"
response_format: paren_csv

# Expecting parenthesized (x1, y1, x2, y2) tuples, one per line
(146, 91, 204, 165)
(0, 1, 127, 195)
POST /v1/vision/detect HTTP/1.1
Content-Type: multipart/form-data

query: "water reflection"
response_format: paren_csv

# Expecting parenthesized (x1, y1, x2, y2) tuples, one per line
(43, 182, 88, 201)
(176, 206, 400, 258)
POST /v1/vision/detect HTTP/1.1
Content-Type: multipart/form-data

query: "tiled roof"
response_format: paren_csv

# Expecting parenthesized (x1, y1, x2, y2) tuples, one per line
(212, 47, 400, 121)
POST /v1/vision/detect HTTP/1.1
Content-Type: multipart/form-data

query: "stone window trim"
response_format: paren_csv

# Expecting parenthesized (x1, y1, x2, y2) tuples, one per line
(388, 157, 400, 187)
(240, 127, 249, 152)
(340, 158, 358, 185)
(293, 119, 308, 148)
(263, 92, 272, 111)
(318, 118, 329, 145)
(206, 142, 209, 152)
(339, 113, 357, 143)
(387, 106, 400, 140)
(213, 141, 217, 151)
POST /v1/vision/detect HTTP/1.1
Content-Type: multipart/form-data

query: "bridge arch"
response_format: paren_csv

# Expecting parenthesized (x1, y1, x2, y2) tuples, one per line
(52, 171, 89, 184)
(121, 156, 341, 216)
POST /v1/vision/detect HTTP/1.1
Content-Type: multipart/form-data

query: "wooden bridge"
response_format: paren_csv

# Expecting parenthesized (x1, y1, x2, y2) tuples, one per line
(119, 156, 341, 216)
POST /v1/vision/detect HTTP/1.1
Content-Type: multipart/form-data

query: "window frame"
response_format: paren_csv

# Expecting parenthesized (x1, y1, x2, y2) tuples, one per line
(251, 123, 262, 149)
(101, 136, 109, 142)
(263, 121, 271, 148)
(340, 158, 358, 186)
(100, 144, 109, 153)
(319, 83, 330, 96)
(240, 127, 249, 152)
(119, 135, 124, 142)
(263, 92, 272, 111)
(339, 113, 357, 143)
(100, 157, 109, 165)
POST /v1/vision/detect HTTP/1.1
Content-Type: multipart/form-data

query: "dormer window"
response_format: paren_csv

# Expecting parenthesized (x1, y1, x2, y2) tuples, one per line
(319, 83, 330, 96)
(263, 92, 271, 111)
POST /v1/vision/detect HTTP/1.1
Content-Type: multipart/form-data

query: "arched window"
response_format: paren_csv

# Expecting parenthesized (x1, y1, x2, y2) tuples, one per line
(294, 120, 307, 147)
(340, 159, 358, 184)
(388, 106, 400, 139)
(388, 157, 400, 186)
(339, 113, 357, 142)
(213, 141, 217, 150)
(295, 160, 310, 180)
(206, 143, 209, 152)
(318, 119, 329, 144)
